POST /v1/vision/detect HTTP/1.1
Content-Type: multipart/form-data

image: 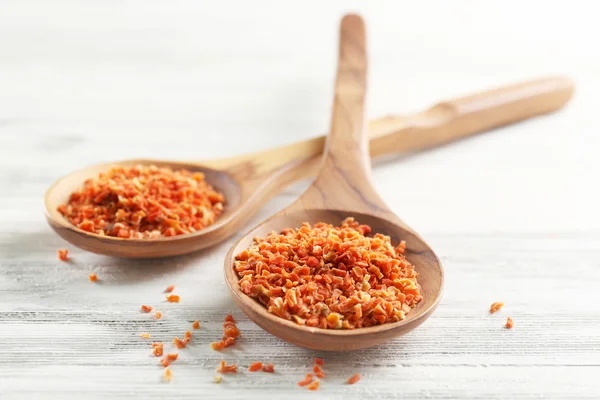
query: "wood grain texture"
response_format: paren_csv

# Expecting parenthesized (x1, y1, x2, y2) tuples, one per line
(1, 0, 599, 398)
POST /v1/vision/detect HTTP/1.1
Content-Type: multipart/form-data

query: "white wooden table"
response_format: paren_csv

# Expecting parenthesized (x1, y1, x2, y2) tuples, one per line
(1, 1, 599, 398)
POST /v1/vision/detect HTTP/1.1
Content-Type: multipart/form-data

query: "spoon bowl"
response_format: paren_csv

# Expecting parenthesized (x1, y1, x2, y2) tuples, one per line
(224, 209, 443, 350)
(45, 159, 242, 258)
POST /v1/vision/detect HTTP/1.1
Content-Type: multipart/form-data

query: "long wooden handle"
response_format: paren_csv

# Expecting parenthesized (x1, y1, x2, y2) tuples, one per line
(202, 76, 573, 201)
(369, 76, 574, 156)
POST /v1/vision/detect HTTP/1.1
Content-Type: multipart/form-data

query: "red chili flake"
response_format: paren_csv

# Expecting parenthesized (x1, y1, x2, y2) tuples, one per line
(163, 367, 173, 382)
(192, 320, 200, 329)
(225, 314, 236, 323)
(57, 249, 69, 261)
(313, 364, 324, 379)
(160, 358, 170, 368)
(57, 165, 225, 239)
(211, 314, 241, 351)
(184, 330, 192, 340)
(248, 362, 263, 372)
(154, 311, 162, 320)
(88, 273, 98, 282)
(217, 360, 237, 374)
(234, 218, 421, 329)
(490, 302, 504, 314)
(506, 317, 514, 329)
(141, 305, 153, 313)
(307, 380, 320, 391)
(165, 285, 175, 293)
(173, 337, 186, 349)
(166, 353, 178, 362)
(152, 343, 164, 357)
(347, 373, 360, 384)
(314, 358, 324, 366)
(166, 294, 180, 303)
(262, 363, 275, 373)
(152, 342, 163, 347)
(297, 374, 313, 387)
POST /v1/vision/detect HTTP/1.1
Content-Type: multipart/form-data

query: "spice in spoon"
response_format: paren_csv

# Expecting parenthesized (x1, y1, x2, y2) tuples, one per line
(234, 217, 421, 329)
(57, 164, 225, 239)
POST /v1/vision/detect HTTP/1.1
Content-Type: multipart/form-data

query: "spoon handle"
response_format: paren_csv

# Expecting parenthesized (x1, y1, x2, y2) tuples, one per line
(204, 77, 573, 184)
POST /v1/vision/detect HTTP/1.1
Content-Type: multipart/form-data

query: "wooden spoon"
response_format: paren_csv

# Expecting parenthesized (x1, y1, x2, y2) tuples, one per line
(45, 78, 573, 258)
(223, 14, 441, 351)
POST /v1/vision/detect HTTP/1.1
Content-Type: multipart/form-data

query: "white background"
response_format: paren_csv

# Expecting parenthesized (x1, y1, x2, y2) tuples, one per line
(1, 1, 599, 399)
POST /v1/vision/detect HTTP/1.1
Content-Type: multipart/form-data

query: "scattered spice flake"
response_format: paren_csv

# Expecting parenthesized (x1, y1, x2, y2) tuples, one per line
(234, 218, 421, 329)
(347, 373, 360, 384)
(163, 367, 173, 382)
(152, 344, 164, 357)
(154, 311, 162, 320)
(490, 302, 504, 314)
(297, 374, 314, 387)
(314, 358, 324, 366)
(262, 363, 275, 373)
(173, 337, 186, 349)
(248, 362, 263, 372)
(192, 320, 200, 329)
(211, 315, 240, 351)
(160, 358, 170, 368)
(165, 285, 175, 293)
(225, 314, 236, 323)
(140, 332, 151, 339)
(57, 165, 225, 239)
(307, 380, 320, 391)
(184, 330, 192, 340)
(313, 364, 325, 379)
(166, 353, 178, 362)
(506, 317, 514, 329)
(214, 375, 222, 384)
(166, 294, 180, 303)
(152, 342, 163, 347)
(217, 360, 237, 374)
(88, 273, 98, 282)
(141, 305, 153, 313)
(57, 249, 69, 261)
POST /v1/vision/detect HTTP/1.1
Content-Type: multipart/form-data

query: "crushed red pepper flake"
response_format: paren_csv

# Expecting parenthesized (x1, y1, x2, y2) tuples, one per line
(314, 358, 324, 366)
(165, 285, 175, 293)
(262, 363, 275, 373)
(152, 343, 164, 357)
(160, 358, 170, 368)
(57, 165, 225, 239)
(490, 302, 504, 314)
(166, 294, 180, 303)
(313, 364, 325, 379)
(192, 320, 200, 329)
(141, 305, 153, 313)
(211, 314, 241, 351)
(307, 380, 320, 391)
(347, 373, 360, 384)
(234, 218, 421, 329)
(506, 317, 514, 329)
(217, 360, 237, 374)
(57, 249, 69, 261)
(184, 330, 192, 340)
(151, 342, 163, 347)
(88, 273, 97, 282)
(154, 311, 162, 320)
(297, 373, 314, 387)
(166, 353, 178, 362)
(163, 367, 173, 382)
(173, 337, 186, 349)
(248, 362, 263, 372)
